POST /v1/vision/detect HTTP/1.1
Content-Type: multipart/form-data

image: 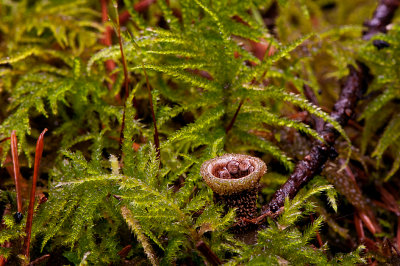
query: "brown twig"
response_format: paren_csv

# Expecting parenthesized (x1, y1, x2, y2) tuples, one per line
(260, 0, 398, 216)
(114, 0, 131, 152)
(225, 99, 244, 134)
(28, 254, 50, 266)
(362, 0, 400, 41)
(10, 131, 22, 216)
(101, 0, 118, 94)
(117, 245, 132, 258)
(23, 129, 47, 259)
(142, 63, 160, 159)
(196, 240, 222, 265)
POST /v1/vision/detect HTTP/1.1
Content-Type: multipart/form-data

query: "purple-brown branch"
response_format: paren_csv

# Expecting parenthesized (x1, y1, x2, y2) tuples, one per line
(362, 0, 399, 41)
(23, 129, 47, 259)
(261, 0, 398, 215)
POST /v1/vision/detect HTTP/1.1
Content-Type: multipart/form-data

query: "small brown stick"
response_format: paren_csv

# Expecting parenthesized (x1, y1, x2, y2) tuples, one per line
(10, 131, 22, 215)
(354, 213, 365, 241)
(118, 245, 132, 258)
(310, 214, 323, 247)
(397, 216, 400, 252)
(114, 0, 131, 152)
(113, 1, 139, 152)
(142, 63, 161, 159)
(100, 0, 118, 94)
(196, 240, 222, 266)
(28, 254, 50, 266)
(23, 129, 48, 259)
(225, 98, 244, 134)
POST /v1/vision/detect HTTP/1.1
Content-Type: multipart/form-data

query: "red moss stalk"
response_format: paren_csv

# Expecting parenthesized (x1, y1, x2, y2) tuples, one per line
(10, 131, 22, 214)
(23, 128, 48, 258)
(196, 240, 222, 266)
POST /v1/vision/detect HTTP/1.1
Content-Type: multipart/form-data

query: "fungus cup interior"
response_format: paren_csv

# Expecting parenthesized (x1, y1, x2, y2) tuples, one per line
(201, 154, 267, 195)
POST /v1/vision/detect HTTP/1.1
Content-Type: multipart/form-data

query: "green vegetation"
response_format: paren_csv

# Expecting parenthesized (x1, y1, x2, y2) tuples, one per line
(0, 0, 399, 264)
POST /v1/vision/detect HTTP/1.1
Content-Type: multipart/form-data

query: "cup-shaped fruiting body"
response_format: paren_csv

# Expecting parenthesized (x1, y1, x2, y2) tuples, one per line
(200, 154, 267, 227)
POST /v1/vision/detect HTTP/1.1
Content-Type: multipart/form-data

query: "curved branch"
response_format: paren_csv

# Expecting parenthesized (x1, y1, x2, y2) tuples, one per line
(261, 0, 398, 215)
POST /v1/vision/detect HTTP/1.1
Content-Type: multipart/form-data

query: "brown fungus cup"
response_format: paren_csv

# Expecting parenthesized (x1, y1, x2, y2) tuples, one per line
(200, 154, 267, 230)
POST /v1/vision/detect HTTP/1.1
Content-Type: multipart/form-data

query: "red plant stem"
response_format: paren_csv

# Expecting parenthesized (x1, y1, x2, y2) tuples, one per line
(10, 131, 22, 213)
(101, 0, 119, 96)
(196, 240, 222, 265)
(142, 64, 161, 158)
(354, 213, 365, 241)
(23, 129, 47, 258)
(117, 245, 132, 258)
(113, 1, 135, 151)
(225, 99, 244, 134)
(310, 214, 323, 247)
(358, 211, 376, 235)
(0, 241, 10, 266)
(397, 216, 400, 251)
(118, 0, 157, 25)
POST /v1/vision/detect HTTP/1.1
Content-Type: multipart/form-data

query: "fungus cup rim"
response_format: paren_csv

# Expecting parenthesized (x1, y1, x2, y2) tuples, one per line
(200, 154, 267, 195)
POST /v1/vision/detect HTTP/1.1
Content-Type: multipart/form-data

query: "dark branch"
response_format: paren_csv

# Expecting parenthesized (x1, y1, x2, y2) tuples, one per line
(261, 0, 398, 215)
(362, 0, 399, 41)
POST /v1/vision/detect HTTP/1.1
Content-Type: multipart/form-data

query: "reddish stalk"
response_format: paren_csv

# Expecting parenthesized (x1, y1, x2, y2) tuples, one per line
(397, 216, 400, 251)
(225, 99, 244, 134)
(118, 0, 157, 25)
(29, 254, 50, 265)
(354, 213, 365, 241)
(23, 129, 47, 259)
(0, 241, 10, 266)
(10, 131, 22, 215)
(113, 1, 139, 151)
(196, 240, 222, 265)
(142, 63, 161, 158)
(310, 214, 323, 247)
(101, 0, 118, 92)
(117, 245, 132, 258)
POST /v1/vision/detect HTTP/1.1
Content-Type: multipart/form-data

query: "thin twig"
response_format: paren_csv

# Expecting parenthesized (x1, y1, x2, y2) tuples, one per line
(226, 99, 244, 134)
(142, 63, 161, 159)
(28, 254, 50, 266)
(196, 240, 222, 265)
(23, 129, 47, 259)
(100, 0, 118, 95)
(10, 131, 22, 215)
(113, 0, 131, 152)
